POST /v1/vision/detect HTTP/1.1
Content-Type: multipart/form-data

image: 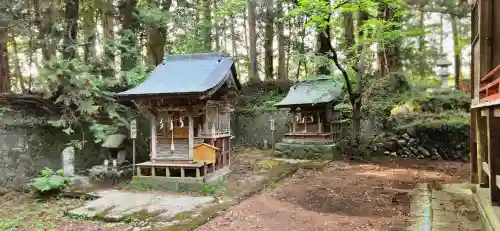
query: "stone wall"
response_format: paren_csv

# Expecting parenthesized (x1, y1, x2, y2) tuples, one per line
(232, 109, 291, 148)
(0, 112, 151, 190)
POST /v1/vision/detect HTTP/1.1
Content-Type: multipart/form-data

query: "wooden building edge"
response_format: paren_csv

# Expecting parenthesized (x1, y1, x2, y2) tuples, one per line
(468, 0, 500, 228)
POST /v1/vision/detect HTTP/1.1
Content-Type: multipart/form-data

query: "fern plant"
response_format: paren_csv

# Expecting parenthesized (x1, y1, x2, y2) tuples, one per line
(29, 168, 71, 195)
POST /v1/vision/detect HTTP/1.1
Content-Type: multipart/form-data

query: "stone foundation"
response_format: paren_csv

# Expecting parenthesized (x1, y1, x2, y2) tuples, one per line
(274, 140, 340, 160)
(129, 168, 230, 192)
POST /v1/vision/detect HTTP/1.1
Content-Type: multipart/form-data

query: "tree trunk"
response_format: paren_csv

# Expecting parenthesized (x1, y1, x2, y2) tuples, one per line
(343, 12, 355, 62)
(243, 8, 249, 58)
(213, 0, 220, 51)
(377, 4, 388, 77)
(202, 0, 212, 51)
(147, 0, 172, 65)
(418, 7, 426, 77)
(62, 0, 79, 60)
(264, 0, 274, 81)
(295, 16, 306, 80)
(102, 0, 115, 78)
(384, 6, 401, 74)
(0, 32, 10, 93)
(316, 23, 331, 75)
(119, 0, 139, 71)
(230, 12, 239, 73)
(276, 0, 286, 81)
(34, 0, 57, 61)
(248, 0, 259, 82)
(351, 11, 369, 144)
(11, 38, 25, 92)
(451, 15, 461, 90)
(82, 4, 97, 64)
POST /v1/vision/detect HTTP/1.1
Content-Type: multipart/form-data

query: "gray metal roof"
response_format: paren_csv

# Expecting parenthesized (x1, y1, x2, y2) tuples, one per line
(117, 53, 240, 96)
(274, 78, 343, 107)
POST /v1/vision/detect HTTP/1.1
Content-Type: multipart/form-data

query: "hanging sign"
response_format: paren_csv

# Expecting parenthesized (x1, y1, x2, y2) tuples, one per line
(130, 119, 137, 139)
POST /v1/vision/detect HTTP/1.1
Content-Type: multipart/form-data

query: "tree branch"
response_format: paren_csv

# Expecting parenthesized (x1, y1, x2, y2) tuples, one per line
(320, 31, 354, 105)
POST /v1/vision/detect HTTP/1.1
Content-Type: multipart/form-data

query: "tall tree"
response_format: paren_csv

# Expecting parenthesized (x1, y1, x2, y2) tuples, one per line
(213, 0, 220, 51)
(264, 0, 274, 81)
(0, 32, 10, 93)
(118, 0, 139, 71)
(82, 1, 97, 64)
(276, 0, 286, 81)
(343, 11, 355, 63)
(248, 0, 259, 82)
(147, 0, 172, 65)
(62, 0, 79, 60)
(11, 38, 25, 92)
(34, 0, 57, 61)
(202, 0, 212, 51)
(229, 10, 239, 72)
(418, 7, 426, 77)
(101, 0, 115, 77)
(377, 4, 387, 77)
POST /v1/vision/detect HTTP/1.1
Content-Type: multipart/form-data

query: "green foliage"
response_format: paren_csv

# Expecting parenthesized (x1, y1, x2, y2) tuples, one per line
(29, 168, 71, 195)
(236, 81, 291, 112)
(410, 90, 469, 113)
(201, 184, 217, 195)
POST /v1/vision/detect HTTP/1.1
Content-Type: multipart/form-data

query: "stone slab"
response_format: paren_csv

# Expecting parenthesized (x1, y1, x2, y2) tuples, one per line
(271, 158, 311, 164)
(68, 189, 214, 221)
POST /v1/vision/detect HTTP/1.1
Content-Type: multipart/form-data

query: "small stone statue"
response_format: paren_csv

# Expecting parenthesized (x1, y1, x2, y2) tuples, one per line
(61, 146, 75, 177)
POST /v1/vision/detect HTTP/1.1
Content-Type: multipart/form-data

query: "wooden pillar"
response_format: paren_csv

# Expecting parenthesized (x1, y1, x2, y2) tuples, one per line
(317, 112, 322, 133)
(188, 112, 194, 160)
(151, 167, 156, 176)
(488, 107, 500, 205)
(228, 138, 231, 167)
(471, 108, 479, 183)
(204, 163, 208, 176)
(137, 166, 141, 176)
(151, 115, 157, 161)
(292, 111, 297, 133)
(221, 139, 226, 167)
(196, 168, 201, 178)
(477, 109, 489, 187)
(181, 168, 185, 178)
(166, 167, 170, 177)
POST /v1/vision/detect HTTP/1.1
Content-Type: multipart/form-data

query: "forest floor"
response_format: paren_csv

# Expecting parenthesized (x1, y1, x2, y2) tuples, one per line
(196, 158, 470, 231)
(0, 152, 470, 231)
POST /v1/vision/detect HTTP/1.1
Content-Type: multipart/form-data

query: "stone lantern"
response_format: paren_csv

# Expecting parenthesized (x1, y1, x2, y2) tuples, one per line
(436, 57, 452, 89)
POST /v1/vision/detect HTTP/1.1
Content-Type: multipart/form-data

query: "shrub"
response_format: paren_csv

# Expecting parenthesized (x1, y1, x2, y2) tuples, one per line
(29, 168, 71, 195)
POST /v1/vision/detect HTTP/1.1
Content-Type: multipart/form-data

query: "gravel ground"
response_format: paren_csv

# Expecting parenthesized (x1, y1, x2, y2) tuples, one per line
(197, 159, 470, 231)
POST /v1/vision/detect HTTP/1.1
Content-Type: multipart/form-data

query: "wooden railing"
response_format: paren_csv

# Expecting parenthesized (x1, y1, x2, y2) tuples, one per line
(479, 65, 500, 103)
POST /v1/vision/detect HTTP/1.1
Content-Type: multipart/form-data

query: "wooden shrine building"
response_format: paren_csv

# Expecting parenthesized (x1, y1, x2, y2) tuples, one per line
(468, 0, 500, 229)
(117, 53, 240, 189)
(274, 78, 346, 142)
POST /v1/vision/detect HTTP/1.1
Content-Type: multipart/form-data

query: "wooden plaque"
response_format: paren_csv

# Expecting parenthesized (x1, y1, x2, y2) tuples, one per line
(193, 143, 219, 163)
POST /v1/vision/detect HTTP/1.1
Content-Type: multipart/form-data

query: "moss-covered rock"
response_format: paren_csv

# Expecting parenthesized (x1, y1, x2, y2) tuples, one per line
(392, 116, 470, 160)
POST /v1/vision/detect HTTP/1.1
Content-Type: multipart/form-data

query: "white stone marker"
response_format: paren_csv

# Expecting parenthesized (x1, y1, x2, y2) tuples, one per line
(62, 146, 75, 177)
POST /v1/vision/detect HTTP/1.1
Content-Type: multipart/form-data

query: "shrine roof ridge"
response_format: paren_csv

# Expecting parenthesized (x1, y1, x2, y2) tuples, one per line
(117, 53, 240, 97)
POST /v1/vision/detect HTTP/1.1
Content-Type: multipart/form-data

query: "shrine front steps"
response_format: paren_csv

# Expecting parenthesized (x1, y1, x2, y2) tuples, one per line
(274, 141, 340, 160)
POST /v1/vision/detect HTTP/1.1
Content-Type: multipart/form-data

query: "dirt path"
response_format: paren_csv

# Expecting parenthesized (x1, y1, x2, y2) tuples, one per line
(197, 159, 470, 231)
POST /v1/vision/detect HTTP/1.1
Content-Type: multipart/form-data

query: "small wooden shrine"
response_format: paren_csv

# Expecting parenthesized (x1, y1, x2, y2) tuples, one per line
(274, 78, 346, 142)
(117, 53, 240, 189)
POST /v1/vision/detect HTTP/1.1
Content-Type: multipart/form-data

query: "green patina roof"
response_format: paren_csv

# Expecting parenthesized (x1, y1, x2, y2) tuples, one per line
(274, 78, 343, 107)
